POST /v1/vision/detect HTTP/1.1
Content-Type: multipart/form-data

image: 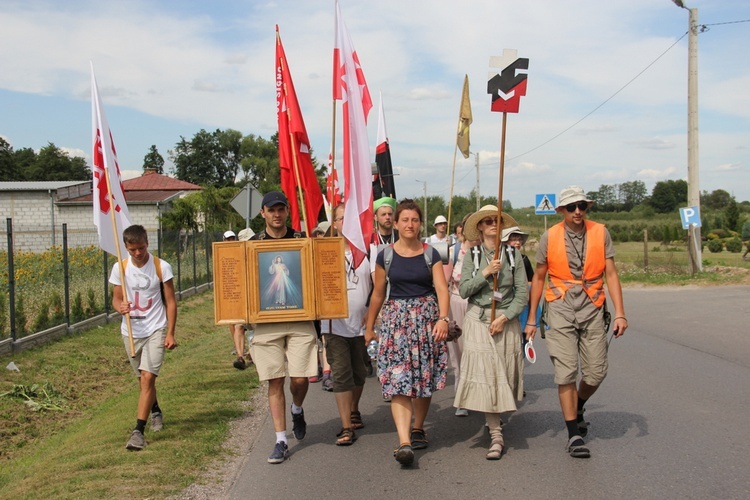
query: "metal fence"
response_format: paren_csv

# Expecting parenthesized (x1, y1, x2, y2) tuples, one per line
(1, 218, 222, 347)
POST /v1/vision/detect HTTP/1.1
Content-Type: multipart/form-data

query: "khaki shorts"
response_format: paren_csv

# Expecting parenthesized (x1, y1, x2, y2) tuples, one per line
(249, 322, 318, 381)
(545, 307, 608, 386)
(324, 334, 367, 393)
(124, 327, 167, 377)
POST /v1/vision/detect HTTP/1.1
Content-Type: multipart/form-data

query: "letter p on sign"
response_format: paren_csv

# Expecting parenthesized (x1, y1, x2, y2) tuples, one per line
(679, 206, 701, 230)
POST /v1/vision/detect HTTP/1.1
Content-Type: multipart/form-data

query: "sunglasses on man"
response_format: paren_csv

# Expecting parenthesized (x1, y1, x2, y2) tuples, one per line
(564, 201, 589, 213)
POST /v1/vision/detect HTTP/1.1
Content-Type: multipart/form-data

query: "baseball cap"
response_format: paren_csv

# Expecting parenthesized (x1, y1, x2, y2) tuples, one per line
(223, 230, 237, 240)
(261, 191, 289, 208)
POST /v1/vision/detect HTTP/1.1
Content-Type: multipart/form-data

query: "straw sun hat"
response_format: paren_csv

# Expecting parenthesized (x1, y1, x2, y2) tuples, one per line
(464, 205, 519, 241)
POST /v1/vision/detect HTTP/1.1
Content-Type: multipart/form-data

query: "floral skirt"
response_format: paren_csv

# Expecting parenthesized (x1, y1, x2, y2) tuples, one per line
(377, 295, 448, 398)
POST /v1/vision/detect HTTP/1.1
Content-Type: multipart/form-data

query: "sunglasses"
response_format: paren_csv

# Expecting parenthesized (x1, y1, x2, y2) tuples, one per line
(480, 218, 498, 225)
(564, 201, 589, 213)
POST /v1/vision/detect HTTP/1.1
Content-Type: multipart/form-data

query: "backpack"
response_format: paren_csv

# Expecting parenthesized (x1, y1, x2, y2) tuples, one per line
(382, 243, 434, 300)
(470, 244, 516, 279)
(122, 255, 165, 304)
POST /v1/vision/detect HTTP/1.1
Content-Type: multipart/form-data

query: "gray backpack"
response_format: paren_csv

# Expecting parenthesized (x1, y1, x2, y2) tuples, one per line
(381, 243, 434, 300)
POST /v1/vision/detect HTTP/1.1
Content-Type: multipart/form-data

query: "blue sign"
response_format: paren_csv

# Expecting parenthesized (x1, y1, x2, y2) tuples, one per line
(535, 193, 556, 215)
(679, 206, 701, 230)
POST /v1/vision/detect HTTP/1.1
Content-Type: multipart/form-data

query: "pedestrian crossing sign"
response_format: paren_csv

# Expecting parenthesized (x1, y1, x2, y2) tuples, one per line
(535, 194, 556, 215)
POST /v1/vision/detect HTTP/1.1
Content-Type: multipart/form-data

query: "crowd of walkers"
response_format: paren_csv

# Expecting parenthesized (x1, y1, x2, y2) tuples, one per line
(114, 186, 627, 466)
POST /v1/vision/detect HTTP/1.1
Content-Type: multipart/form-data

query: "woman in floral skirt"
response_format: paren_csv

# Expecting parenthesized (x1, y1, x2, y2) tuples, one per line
(365, 199, 450, 466)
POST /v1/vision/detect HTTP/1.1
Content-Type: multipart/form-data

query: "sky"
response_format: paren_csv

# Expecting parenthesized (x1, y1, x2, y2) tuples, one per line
(1, 0, 749, 210)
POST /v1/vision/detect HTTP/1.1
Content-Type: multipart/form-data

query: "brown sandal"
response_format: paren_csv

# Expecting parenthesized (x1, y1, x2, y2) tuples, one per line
(336, 427, 357, 446)
(350, 411, 364, 430)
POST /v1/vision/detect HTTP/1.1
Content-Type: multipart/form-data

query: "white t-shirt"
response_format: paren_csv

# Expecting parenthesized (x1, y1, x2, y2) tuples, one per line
(109, 253, 174, 338)
(321, 252, 371, 338)
(426, 234, 447, 244)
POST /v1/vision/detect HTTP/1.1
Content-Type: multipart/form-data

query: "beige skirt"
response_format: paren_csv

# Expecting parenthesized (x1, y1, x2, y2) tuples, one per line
(453, 303, 523, 413)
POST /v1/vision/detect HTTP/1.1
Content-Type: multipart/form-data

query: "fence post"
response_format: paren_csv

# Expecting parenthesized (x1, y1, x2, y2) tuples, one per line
(643, 228, 649, 272)
(63, 223, 70, 326)
(7, 218, 16, 342)
(176, 232, 182, 293)
(192, 229, 197, 289)
(103, 250, 109, 316)
(205, 230, 210, 283)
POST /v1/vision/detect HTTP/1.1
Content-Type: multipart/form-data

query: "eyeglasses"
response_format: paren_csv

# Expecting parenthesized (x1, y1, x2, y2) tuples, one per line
(564, 201, 589, 213)
(480, 218, 498, 226)
(334, 217, 344, 222)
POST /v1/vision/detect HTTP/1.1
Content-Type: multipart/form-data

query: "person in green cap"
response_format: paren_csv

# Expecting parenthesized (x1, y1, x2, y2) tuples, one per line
(370, 196, 399, 248)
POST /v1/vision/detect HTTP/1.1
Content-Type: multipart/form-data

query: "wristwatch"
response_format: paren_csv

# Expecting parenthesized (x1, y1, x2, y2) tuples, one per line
(439, 316, 451, 323)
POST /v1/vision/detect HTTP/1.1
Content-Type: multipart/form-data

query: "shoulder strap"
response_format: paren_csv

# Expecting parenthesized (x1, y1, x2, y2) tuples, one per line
(384, 244, 394, 301)
(422, 243, 433, 268)
(153, 256, 163, 282)
(471, 246, 481, 278)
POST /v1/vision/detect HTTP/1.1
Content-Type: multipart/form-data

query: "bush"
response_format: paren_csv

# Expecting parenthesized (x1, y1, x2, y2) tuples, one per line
(85, 288, 97, 316)
(742, 220, 750, 240)
(50, 292, 64, 324)
(725, 237, 743, 253)
(0, 292, 7, 337)
(707, 239, 724, 253)
(33, 301, 51, 331)
(71, 291, 85, 323)
(16, 294, 27, 335)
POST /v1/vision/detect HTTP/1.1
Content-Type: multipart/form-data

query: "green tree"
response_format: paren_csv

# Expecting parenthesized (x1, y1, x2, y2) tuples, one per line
(741, 220, 750, 240)
(0, 137, 16, 181)
(240, 134, 279, 192)
(618, 180, 647, 211)
(170, 129, 242, 187)
(587, 184, 617, 212)
(27, 143, 89, 181)
(725, 197, 740, 232)
(701, 189, 732, 210)
(649, 179, 687, 213)
(143, 144, 165, 174)
(13, 147, 36, 179)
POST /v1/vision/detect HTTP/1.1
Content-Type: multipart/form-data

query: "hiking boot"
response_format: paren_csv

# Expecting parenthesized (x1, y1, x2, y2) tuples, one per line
(291, 407, 307, 440)
(233, 357, 247, 370)
(267, 441, 289, 464)
(126, 430, 146, 451)
(150, 412, 163, 432)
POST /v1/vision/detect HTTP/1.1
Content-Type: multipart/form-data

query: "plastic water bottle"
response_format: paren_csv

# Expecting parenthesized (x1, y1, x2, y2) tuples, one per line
(367, 340, 379, 360)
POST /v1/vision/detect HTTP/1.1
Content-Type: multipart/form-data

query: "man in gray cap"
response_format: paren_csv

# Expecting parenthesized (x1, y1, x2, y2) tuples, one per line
(523, 185, 628, 459)
(249, 191, 318, 464)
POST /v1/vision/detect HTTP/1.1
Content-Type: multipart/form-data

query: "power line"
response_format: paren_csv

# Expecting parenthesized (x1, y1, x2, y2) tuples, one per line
(507, 32, 689, 162)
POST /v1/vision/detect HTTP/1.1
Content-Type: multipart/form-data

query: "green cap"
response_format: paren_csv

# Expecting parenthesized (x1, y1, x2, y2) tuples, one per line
(373, 197, 397, 212)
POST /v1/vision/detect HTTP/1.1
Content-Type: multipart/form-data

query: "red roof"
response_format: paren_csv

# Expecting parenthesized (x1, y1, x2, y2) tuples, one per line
(123, 172, 202, 192)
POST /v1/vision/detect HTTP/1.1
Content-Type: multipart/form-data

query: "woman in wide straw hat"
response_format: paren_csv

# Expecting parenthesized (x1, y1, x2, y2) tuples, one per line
(455, 205, 528, 460)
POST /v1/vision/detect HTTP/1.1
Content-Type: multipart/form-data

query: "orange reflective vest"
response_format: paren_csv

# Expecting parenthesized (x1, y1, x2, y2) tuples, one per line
(545, 220, 606, 307)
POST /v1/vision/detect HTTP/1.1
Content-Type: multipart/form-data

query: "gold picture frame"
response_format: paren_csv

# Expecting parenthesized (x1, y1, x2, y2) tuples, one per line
(247, 239, 316, 323)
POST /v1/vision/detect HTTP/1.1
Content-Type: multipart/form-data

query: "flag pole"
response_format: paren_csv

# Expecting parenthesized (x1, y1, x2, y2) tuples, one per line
(447, 144, 459, 235)
(103, 163, 136, 357)
(490, 111, 508, 322)
(284, 94, 311, 236)
(275, 39, 311, 236)
(330, 99, 337, 212)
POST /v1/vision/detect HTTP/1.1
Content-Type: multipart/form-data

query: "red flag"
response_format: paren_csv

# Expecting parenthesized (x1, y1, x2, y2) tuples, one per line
(334, 0, 373, 267)
(326, 168, 342, 207)
(374, 93, 396, 199)
(91, 63, 132, 257)
(276, 26, 324, 234)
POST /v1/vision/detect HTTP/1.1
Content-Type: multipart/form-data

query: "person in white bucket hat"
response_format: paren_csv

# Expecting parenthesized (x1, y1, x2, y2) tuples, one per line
(426, 215, 449, 244)
(524, 185, 628, 459)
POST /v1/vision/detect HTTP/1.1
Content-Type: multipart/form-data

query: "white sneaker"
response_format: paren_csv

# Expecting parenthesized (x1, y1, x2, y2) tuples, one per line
(455, 408, 469, 417)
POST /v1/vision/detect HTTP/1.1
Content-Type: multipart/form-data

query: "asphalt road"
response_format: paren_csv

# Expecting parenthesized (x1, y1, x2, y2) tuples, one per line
(227, 286, 750, 499)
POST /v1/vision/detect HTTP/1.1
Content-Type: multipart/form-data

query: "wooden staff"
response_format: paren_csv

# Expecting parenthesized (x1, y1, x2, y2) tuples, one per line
(490, 112, 508, 322)
(103, 164, 135, 357)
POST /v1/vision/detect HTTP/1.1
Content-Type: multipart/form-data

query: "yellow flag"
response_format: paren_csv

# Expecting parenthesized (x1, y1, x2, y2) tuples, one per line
(457, 74, 472, 159)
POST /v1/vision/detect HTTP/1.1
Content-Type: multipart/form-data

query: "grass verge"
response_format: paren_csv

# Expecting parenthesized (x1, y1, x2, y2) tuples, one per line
(0, 293, 259, 499)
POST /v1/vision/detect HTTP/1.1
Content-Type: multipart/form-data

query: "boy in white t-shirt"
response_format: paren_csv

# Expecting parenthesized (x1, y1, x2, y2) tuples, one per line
(109, 225, 177, 451)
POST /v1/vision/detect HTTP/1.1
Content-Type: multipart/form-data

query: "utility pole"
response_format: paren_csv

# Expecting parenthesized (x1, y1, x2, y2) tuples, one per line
(674, 0, 702, 273)
(416, 179, 427, 235)
(475, 152, 481, 211)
